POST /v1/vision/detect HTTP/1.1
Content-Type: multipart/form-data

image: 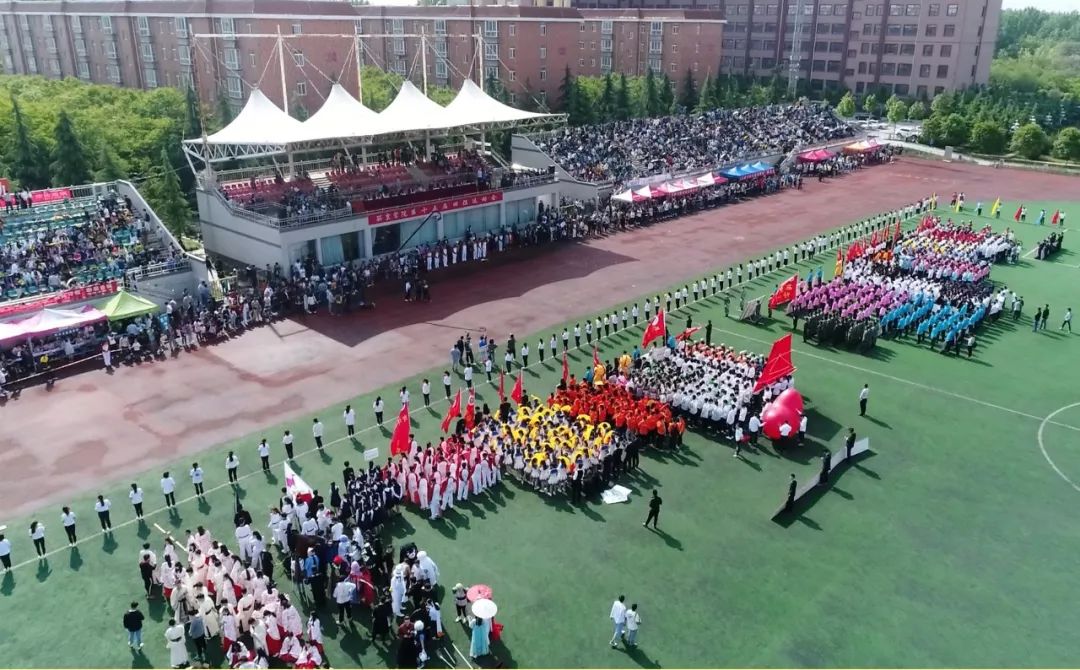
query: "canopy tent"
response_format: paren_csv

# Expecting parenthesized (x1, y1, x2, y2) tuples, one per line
(295, 83, 380, 143)
(612, 188, 648, 203)
(798, 148, 835, 162)
(721, 162, 775, 179)
(96, 290, 158, 322)
(633, 185, 664, 200)
(843, 139, 881, 154)
(696, 173, 728, 188)
(657, 179, 698, 196)
(0, 305, 107, 347)
(184, 79, 566, 163)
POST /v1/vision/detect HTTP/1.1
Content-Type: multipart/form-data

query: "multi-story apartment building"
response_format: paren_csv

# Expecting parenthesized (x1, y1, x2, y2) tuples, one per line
(0, 1, 723, 116)
(579, 0, 1000, 97)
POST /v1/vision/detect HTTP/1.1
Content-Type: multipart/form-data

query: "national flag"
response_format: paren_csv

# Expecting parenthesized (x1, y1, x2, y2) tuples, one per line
(893, 220, 902, 243)
(510, 372, 524, 404)
(990, 197, 1001, 216)
(675, 326, 701, 342)
(440, 389, 461, 433)
(561, 352, 569, 383)
(752, 334, 797, 394)
(1014, 205, 1023, 222)
(641, 308, 666, 347)
(834, 248, 843, 277)
(592, 347, 601, 368)
(498, 371, 505, 402)
(1051, 209, 1060, 225)
(464, 389, 476, 430)
(769, 274, 799, 309)
(846, 240, 863, 263)
(284, 462, 314, 504)
(389, 404, 411, 455)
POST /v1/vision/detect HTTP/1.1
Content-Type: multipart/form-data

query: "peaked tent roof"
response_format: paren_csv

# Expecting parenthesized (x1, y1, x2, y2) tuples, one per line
(96, 290, 158, 321)
(204, 89, 304, 146)
(442, 79, 554, 128)
(374, 80, 455, 134)
(297, 83, 380, 142)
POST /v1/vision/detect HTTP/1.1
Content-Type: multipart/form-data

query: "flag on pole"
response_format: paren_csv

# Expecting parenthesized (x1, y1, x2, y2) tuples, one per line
(510, 372, 524, 404)
(1014, 205, 1023, 222)
(752, 334, 797, 394)
(990, 197, 1001, 216)
(641, 308, 666, 347)
(561, 352, 569, 383)
(284, 462, 314, 504)
(592, 347, 601, 368)
(1051, 209, 1060, 225)
(464, 389, 476, 430)
(833, 248, 843, 278)
(893, 220, 902, 244)
(389, 404, 411, 455)
(440, 389, 461, 433)
(769, 274, 799, 309)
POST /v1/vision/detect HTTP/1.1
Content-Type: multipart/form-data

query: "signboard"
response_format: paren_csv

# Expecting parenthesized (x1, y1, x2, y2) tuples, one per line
(365, 191, 504, 226)
(363, 448, 379, 462)
(30, 188, 73, 204)
(0, 280, 119, 319)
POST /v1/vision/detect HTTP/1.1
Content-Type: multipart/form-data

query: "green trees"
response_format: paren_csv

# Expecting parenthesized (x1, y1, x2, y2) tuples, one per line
(1051, 126, 1080, 161)
(50, 111, 91, 187)
(861, 93, 878, 116)
(835, 91, 856, 117)
(643, 68, 661, 118)
(614, 73, 632, 121)
(907, 100, 927, 120)
(9, 95, 50, 189)
(678, 68, 698, 111)
(599, 73, 615, 120)
(1010, 122, 1049, 159)
(659, 74, 675, 115)
(970, 120, 1008, 154)
(184, 86, 203, 138)
(146, 147, 191, 237)
(885, 95, 907, 127)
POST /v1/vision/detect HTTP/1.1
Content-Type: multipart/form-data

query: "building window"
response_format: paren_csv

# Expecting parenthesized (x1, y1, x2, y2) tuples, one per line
(940, 44, 952, 57)
(483, 20, 497, 37)
(179, 46, 191, 65)
(145, 68, 157, 87)
(600, 54, 611, 71)
(223, 47, 238, 68)
(294, 81, 305, 96)
(141, 43, 155, 61)
(101, 15, 112, 33)
(393, 38, 405, 55)
(578, 41, 585, 50)
(819, 4, 833, 15)
(508, 23, 516, 37)
(106, 42, 117, 59)
(392, 59, 406, 76)
(540, 46, 547, 59)
(107, 64, 120, 82)
(71, 16, 82, 33)
(540, 23, 547, 37)
(227, 75, 242, 97)
(508, 46, 515, 59)
(48, 58, 60, 74)
(435, 59, 447, 79)
(392, 19, 404, 34)
(921, 43, 934, 56)
(434, 19, 446, 35)
(485, 64, 498, 80)
(881, 62, 896, 75)
(919, 64, 931, 77)
(946, 3, 958, 15)
(75, 39, 86, 56)
(46, 37, 57, 53)
(580, 22, 586, 32)
(290, 23, 301, 35)
(897, 63, 912, 76)
(508, 69, 516, 82)
(354, 19, 363, 34)
(539, 67, 547, 81)
(77, 61, 89, 79)
(601, 19, 612, 34)
(484, 42, 498, 59)
(600, 39, 612, 51)
(175, 17, 187, 37)
(925, 24, 937, 36)
(435, 41, 447, 57)
(902, 24, 917, 36)
(292, 50, 305, 67)
(937, 64, 948, 78)
(884, 43, 898, 55)
(649, 38, 662, 53)
(220, 17, 235, 35)
(651, 21, 662, 34)
(943, 24, 955, 37)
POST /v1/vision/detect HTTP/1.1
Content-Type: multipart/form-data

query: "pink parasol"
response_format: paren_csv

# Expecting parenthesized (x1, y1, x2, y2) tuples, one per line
(467, 584, 493, 602)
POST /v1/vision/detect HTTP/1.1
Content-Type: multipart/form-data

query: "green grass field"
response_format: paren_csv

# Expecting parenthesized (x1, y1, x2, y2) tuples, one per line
(1, 202, 1078, 668)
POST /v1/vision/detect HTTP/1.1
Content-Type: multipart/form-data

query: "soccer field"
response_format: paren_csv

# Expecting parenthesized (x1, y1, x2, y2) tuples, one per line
(1, 200, 1078, 668)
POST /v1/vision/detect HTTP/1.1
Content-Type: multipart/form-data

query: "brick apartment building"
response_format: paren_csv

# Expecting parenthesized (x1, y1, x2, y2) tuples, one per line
(0, 0, 997, 119)
(0, 1, 724, 116)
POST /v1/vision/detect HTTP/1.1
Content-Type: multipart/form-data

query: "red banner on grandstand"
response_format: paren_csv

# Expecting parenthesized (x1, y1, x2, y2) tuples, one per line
(0, 280, 119, 318)
(30, 188, 73, 204)
(364, 191, 504, 226)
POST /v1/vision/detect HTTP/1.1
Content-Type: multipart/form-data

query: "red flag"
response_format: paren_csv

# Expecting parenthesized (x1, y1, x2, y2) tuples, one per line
(1051, 209, 1060, 225)
(510, 372, 523, 404)
(641, 308, 666, 347)
(846, 240, 863, 263)
(389, 404, 411, 455)
(675, 326, 701, 342)
(1014, 205, 1023, 222)
(498, 371, 505, 402)
(440, 390, 461, 433)
(769, 274, 799, 309)
(893, 220, 901, 243)
(752, 333, 797, 394)
(870, 228, 879, 247)
(463, 389, 476, 430)
(561, 352, 569, 383)
(592, 347, 601, 368)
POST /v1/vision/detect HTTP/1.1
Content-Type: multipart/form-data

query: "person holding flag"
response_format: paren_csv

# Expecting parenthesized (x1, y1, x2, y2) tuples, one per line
(441, 390, 462, 434)
(389, 404, 411, 456)
(990, 197, 1001, 218)
(641, 308, 666, 348)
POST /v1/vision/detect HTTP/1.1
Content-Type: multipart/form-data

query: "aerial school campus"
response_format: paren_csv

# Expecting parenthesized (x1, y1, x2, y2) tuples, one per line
(1, 18, 1080, 670)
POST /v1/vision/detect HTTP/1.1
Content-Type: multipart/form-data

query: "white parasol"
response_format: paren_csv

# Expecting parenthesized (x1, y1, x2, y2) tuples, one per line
(471, 598, 498, 619)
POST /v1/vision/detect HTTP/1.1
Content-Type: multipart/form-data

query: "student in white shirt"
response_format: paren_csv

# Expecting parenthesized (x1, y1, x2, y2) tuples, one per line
(0, 533, 11, 571)
(190, 463, 205, 497)
(94, 495, 113, 531)
(129, 484, 145, 519)
(343, 405, 356, 437)
(282, 430, 295, 460)
(161, 472, 177, 508)
(463, 365, 474, 389)
(373, 398, 384, 426)
(609, 596, 627, 647)
(226, 452, 240, 484)
(624, 604, 641, 647)
(442, 372, 452, 400)
(399, 386, 410, 406)
(312, 418, 325, 450)
(258, 439, 271, 471)
(421, 379, 431, 406)
(29, 521, 46, 557)
(61, 507, 77, 545)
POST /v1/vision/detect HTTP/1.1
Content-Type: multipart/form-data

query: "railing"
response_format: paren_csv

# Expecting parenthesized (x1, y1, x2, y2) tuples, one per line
(210, 170, 558, 231)
(124, 258, 193, 282)
(211, 156, 337, 185)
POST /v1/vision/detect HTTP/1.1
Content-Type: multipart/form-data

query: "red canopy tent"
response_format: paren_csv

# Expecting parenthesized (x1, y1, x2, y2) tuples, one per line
(798, 148, 835, 162)
(842, 139, 881, 154)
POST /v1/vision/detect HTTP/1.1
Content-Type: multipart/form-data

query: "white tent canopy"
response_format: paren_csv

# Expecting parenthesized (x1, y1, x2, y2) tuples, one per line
(296, 83, 380, 143)
(442, 79, 551, 127)
(373, 80, 456, 134)
(204, 88, 304, 147)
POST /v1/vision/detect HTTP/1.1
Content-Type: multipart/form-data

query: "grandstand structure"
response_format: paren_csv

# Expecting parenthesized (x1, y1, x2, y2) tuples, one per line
(187, 70, 568, 271)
